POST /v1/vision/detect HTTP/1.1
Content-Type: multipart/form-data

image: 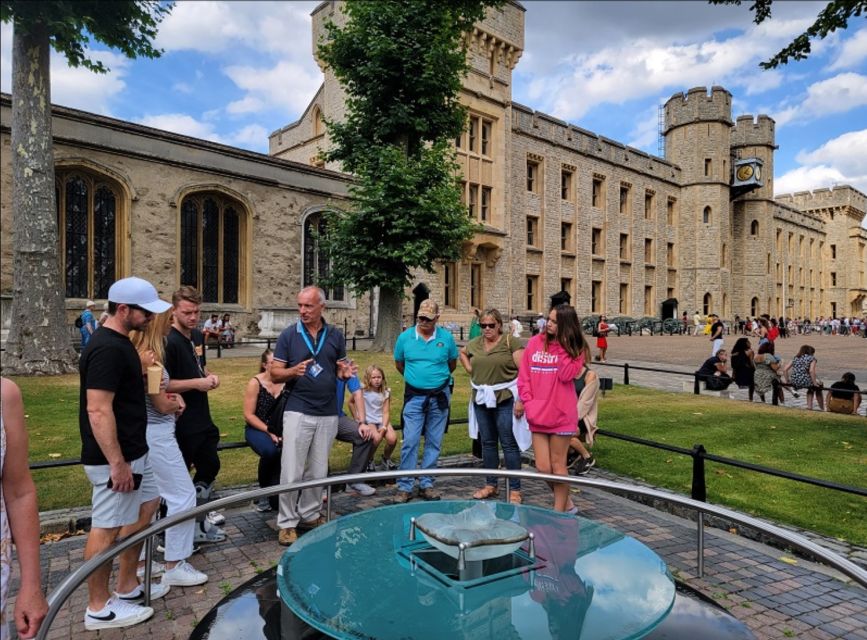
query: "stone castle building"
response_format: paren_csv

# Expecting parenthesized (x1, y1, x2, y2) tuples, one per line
(2, 1, 865, 342)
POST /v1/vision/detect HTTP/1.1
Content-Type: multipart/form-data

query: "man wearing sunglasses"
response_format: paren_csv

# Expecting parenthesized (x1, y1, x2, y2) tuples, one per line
(393, 299, 457, 502)
(79, 277, 173, 630)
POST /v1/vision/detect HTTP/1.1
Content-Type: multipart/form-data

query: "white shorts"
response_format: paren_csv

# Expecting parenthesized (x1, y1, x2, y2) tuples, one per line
(84, 454, 159, 528)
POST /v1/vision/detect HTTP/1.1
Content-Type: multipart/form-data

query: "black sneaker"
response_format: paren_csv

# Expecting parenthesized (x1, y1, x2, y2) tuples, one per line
(566, 449, 581, 469)
(574, 456, 596, 476)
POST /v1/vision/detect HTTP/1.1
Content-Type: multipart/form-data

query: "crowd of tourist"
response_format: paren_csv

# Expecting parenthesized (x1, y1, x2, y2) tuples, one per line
(5, 287, 862, 636)
(694, 311, 863, 413)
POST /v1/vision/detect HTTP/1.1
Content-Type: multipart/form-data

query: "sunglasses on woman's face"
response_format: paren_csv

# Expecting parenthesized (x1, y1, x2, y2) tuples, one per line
(480, 323, 497, 329)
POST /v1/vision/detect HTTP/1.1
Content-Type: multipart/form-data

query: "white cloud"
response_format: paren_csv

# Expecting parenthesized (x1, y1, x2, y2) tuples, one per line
(626, 107, 662, 150)
(776, 130, 867, 196)
(829, 27, 867, 71)
(227, 124, 268, 149)
(172, 81, 194, 94)
(773, 73, 867, 126)
(226, 95, 265, 115)
(530, 17, 813, 121)
(1, 23, 127, 114)
(156, 1, 317, 58)
(136, 113, 223, 143)
(223, 60, 322, 115)
(774, 165, 847, 195)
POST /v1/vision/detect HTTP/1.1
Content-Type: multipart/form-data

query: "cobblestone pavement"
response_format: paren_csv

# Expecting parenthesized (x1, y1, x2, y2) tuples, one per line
(8, 461, 867, 640)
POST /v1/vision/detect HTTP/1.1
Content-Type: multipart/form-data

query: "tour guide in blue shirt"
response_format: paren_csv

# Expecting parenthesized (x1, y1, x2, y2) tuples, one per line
(393, 299, 458, 502)
(271, 286, 353, 546)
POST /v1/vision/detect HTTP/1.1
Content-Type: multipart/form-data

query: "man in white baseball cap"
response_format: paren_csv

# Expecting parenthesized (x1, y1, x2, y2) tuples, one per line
(79, 277, 171, 630)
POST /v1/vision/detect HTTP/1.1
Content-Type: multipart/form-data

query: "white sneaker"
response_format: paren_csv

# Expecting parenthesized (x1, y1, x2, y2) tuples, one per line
(162, 560, 208, 587)
(349, 482, 376, 497)
(136, 561, 165, 580)
(85, 596, 154, 630)
(116, 580, 170, 603)
(206, 510, 226, 526)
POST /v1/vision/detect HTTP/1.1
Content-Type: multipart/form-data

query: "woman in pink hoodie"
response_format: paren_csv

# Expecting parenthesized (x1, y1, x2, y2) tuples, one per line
(518, 304, 589, 512)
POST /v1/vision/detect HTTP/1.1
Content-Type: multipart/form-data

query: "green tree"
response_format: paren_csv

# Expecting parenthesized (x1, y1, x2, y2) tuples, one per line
(0, 1, 170, 374)
(317, 0, 499, 351)
(711, 0, 867, 69)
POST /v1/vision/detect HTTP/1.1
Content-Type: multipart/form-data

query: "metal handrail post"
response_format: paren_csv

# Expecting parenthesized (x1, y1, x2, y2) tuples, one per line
(697, 512, 705, 577)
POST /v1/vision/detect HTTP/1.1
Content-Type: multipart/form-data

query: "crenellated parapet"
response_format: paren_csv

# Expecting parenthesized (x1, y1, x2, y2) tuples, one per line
(512, 103, 680, 182)
(663, 86, 732, 133)
(777, 185, 867, 218)
(731, 115, 776, 149)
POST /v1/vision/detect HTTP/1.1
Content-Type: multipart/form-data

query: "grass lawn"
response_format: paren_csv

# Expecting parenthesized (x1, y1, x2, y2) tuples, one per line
(12, 351, 866, 545)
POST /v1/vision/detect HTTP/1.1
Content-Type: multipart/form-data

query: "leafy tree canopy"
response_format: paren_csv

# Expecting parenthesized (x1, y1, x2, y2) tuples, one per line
(0, 0, 170, 72)
(316, 0, 500, 297)
(711, 0, 866, 68)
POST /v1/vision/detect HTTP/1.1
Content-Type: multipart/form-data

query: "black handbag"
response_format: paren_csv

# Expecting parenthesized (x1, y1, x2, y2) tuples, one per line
(265, 390, 289, 437)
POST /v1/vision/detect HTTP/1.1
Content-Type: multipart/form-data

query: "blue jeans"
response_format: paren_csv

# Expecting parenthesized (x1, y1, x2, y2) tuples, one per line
(245, 425, 282, 500)
(474, 397, 521, 491)
(397, 388, 451, 492)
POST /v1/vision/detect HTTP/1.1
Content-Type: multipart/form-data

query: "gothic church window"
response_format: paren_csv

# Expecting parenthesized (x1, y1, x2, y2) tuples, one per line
(750, 220, 759, 235)
(180, 192, 243, 304)
(55, 169, 122, 299)
(703, 293, 712, 316)
(302, 211, 344, 302)
(703, 206, 711, 224)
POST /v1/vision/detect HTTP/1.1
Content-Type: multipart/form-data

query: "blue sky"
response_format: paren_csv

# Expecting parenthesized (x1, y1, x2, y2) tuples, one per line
(1, 1, 865, 205)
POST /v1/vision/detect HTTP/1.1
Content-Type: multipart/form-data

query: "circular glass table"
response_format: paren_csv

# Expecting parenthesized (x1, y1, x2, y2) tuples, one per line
(276, 501, 677, 640)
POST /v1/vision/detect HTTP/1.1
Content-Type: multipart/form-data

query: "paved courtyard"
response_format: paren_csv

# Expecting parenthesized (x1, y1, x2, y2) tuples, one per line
(7, 462, 867, 640)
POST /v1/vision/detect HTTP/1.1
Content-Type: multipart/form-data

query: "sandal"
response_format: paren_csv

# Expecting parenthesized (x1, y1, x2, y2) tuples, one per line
(472, 486, 498, 500)
(509, 490, 522, 504)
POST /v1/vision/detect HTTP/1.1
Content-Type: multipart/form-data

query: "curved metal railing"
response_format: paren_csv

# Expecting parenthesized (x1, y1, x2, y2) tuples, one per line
(34, 468, 867, 640)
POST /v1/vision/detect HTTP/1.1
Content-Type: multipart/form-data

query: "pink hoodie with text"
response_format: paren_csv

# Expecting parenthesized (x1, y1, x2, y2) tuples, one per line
(517, 334, 585, 433)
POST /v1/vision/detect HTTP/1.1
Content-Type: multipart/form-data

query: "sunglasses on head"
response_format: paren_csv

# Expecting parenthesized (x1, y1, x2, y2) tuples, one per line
(417, 316, 435, 323)
(480, 322, 497, 329)
(126, 304, 153, 317)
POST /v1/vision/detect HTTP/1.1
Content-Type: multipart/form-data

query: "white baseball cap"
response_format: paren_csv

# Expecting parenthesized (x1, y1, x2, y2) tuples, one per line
(107, 277, 171, 313)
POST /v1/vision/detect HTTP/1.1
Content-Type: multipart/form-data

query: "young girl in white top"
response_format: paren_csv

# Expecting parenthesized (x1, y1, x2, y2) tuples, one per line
(351, 365, 398, 470)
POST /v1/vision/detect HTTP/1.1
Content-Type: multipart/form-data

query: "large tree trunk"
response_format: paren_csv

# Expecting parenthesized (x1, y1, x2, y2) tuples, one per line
(3, 24, 78, 375)
(370, 286, 402, 352)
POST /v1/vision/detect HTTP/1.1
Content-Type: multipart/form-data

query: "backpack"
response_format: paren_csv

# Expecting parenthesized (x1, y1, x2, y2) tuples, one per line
(592, 326, 599, 338)
(74, 315, 84, 329)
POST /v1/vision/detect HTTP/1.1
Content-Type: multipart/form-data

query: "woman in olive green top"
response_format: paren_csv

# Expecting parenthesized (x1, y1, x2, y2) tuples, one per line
(459, 308, 525, 503)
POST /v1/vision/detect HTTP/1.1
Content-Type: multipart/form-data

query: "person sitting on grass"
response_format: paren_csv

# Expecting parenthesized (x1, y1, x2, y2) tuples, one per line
(695, 349, 732, 391)
(826, 372, 862, 415)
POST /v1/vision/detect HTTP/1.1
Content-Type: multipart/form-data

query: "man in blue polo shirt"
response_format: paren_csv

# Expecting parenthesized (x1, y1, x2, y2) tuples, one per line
(393, 299, 457, 502)
(271, 286, 353, 546)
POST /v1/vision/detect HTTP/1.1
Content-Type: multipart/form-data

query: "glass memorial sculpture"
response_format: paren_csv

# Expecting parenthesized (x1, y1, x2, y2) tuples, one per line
(276, 501, 680, 639)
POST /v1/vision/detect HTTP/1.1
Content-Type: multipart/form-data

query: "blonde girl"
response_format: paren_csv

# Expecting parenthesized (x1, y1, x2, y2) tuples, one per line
(129, 311, 208, 587)
(350, 365, 398, 469)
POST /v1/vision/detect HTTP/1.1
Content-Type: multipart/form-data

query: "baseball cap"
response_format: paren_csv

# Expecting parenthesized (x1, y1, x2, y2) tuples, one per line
(418, 299, 439, 318)
(107, 277, 171, 313)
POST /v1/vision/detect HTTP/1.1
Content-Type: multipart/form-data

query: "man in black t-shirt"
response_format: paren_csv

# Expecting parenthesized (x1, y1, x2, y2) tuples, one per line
(164, 286, 226, 543)
(696, 350, 732, 391)
(79, 277, 172, 631)
(826, 372, 862, 415)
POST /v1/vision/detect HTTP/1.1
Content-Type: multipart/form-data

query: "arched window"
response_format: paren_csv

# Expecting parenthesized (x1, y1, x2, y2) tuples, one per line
(313, 106, 324, 136)
(750, 220, 759, 235)
(702, 206, 711, 224)
(751, 297, 759, 316)
(703, 292, 712, 315)
(721, 243, 727, 267)
(303, 211, 345, 302)
(55, 169, 121, 299)
(179, 192, 243, 304)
